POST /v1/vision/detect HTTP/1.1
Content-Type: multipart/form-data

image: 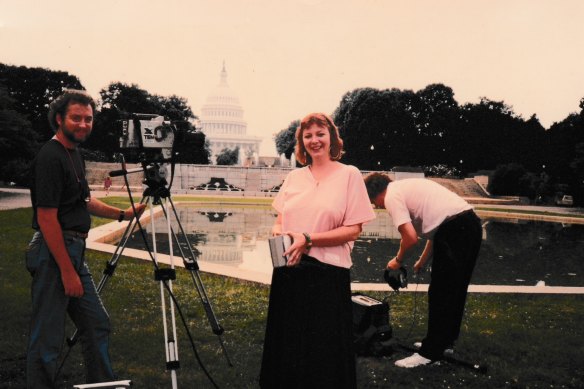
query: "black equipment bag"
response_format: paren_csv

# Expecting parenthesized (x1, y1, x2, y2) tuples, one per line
(351, 293, 393, 356)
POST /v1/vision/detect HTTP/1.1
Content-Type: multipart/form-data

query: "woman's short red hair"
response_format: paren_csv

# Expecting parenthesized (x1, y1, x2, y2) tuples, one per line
(294, 112, 344, 165)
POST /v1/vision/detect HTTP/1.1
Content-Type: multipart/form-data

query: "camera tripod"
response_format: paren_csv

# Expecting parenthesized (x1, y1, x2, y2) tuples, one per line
(67, 161, 230, 389)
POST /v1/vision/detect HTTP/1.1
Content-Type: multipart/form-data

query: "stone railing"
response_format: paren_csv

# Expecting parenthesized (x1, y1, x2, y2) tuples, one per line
(86, 162, 507, 202)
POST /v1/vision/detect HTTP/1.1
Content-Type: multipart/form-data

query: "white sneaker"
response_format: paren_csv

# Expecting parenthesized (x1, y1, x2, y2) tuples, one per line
(413, 342, 454, 356)
(395, 353, 432, 368)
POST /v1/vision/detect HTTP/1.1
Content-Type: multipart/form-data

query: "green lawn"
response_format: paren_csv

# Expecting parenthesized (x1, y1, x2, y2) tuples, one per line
(1, 204, 583, 388)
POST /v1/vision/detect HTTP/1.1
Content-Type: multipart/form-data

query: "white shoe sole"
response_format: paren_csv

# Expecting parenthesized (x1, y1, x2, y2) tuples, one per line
(413, 342, 454, 356)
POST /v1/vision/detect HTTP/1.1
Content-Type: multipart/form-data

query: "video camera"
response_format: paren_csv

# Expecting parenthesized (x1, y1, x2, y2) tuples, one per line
(118, 113, 177, 159)
(384, 267, 408, 291)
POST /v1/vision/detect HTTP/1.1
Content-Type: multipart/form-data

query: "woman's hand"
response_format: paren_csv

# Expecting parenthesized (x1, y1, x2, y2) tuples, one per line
(283, 231, 308, 266)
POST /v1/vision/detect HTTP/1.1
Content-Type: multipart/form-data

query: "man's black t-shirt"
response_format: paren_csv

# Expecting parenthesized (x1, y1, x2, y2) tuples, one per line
(30, 139, 91, 233)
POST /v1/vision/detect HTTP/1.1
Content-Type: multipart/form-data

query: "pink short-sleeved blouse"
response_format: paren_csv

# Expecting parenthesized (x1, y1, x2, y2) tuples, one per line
(272, 163, 376, 268)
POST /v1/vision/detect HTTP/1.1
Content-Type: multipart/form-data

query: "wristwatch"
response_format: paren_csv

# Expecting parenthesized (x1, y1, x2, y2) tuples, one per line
(118, 210, 125, 222)
(302, 232, 312, 250)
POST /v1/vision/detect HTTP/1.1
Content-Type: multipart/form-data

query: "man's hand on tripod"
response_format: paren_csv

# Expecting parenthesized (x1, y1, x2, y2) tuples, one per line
(122, 204, 147, 221)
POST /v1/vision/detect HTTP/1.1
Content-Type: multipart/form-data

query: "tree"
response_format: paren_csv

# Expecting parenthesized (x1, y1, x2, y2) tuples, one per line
(155, 95, 194, 121)
(274, 120, 299, 158)
(451, 98, 529, 175)
(569, 143, 584, 205)
(333, 87, 418, 170)
(545, 113, 584, 181)
(0, 63, 84, 141)
(488, 163, 533, 197)
(414, 84, 459, 167)
(173, 122, 210, 164)
(0, 86, 40, 185)
(216, 147, 239, 165)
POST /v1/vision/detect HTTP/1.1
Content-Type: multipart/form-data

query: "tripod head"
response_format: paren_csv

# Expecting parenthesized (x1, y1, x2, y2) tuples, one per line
(141, 162, 171, 202)
(108, 153, 174, 203)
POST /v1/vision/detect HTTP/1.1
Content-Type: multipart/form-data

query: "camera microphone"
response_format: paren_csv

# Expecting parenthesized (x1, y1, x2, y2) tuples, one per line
(109, 169, 126, 177)
(109, 167, 143, 177)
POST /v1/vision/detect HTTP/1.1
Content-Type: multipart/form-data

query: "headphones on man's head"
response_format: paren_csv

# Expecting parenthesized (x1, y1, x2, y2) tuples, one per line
(384, 266, 408, 291)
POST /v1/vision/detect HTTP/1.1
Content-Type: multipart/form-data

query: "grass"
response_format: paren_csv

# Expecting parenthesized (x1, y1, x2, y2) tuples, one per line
(1, 204, 583, 388)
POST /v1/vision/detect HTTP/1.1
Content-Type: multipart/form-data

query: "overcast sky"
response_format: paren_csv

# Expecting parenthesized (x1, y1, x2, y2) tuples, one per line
(2, 0, 583, 156)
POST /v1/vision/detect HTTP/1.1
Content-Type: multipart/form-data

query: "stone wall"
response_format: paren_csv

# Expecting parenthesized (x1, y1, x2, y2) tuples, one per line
(86, 161, 144, 189)
(86, 162, 294, 197)
(173, 164, 293, 197)
(85, 162, 499, 201)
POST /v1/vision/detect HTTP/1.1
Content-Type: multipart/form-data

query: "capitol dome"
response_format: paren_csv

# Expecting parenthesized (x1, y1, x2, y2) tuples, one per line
(204, 67, 242, 107)
(199, 63, 261, 164)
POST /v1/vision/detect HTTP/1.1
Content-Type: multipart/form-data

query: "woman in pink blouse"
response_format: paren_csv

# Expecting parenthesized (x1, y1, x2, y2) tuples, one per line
(259, 113, 376, 388)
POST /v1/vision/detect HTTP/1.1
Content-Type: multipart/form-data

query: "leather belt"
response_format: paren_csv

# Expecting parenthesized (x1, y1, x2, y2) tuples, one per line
(62, 230, 89, 239)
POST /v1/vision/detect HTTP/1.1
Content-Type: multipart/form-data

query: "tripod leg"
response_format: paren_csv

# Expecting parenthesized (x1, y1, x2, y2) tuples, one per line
(165, 196, 233, 366)
(151, 198, 180, 389)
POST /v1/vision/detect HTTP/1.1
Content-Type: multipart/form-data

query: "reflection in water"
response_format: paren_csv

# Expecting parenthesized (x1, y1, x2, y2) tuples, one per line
(120, 205, 584, 286)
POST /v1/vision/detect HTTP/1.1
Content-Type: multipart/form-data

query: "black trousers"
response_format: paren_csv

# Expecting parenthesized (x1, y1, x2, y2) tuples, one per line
(419, 210, 482, 360)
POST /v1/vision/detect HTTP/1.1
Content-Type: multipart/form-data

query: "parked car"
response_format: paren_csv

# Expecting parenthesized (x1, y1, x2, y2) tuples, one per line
(555, 195, 574, 206)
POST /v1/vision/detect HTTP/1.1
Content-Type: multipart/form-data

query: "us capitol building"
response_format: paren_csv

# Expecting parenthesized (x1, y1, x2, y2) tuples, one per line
(198, 63, 262, 165)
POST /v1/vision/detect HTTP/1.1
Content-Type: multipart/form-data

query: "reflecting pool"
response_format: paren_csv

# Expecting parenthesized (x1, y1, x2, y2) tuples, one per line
(119, 204, 584, 286)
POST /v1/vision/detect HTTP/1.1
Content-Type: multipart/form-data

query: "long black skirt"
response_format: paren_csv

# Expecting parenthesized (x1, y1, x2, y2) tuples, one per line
(259, 255, 356, 389)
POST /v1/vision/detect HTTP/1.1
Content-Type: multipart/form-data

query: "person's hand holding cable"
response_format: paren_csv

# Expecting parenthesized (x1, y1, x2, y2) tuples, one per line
(387, 221, 420, 270)
(387, 256, 403, 270)
(413, 240, 433, 274)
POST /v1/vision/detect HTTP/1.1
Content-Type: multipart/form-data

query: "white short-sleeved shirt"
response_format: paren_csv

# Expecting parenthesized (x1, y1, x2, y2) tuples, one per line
(384, 178, 472, 239)
(273, 163, 376, 268)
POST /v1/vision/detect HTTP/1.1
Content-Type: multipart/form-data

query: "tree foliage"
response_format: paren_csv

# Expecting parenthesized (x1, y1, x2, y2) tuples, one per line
(451, 98, 545, 174)
(488, 163, 531, 196)
(216, 147, 239, 165)
(274, 120, 299, 158)
(173, 124, 210, 164)
(545, 106, 584, 204)
(0, 86, 40, 185)
(332, 86, 549, 175)
(327, 82, 583, 203)
(334, 87, 420, 170)
(0, 63, 84, 142)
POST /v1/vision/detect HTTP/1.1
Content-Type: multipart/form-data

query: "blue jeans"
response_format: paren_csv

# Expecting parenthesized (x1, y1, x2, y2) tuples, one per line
(25, 231, 115, 388)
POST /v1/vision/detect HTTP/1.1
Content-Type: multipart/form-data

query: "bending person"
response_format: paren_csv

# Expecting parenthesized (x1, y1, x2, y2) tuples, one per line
(364, 173, 481, 368)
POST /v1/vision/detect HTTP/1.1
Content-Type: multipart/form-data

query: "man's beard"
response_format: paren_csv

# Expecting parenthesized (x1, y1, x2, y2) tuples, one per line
(62, 125, 90, 145)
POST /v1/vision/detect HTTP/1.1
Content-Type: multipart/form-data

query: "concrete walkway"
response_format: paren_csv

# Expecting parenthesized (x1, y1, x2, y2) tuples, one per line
(3, 187, 583, 294)
(0, 187, 31, 210)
